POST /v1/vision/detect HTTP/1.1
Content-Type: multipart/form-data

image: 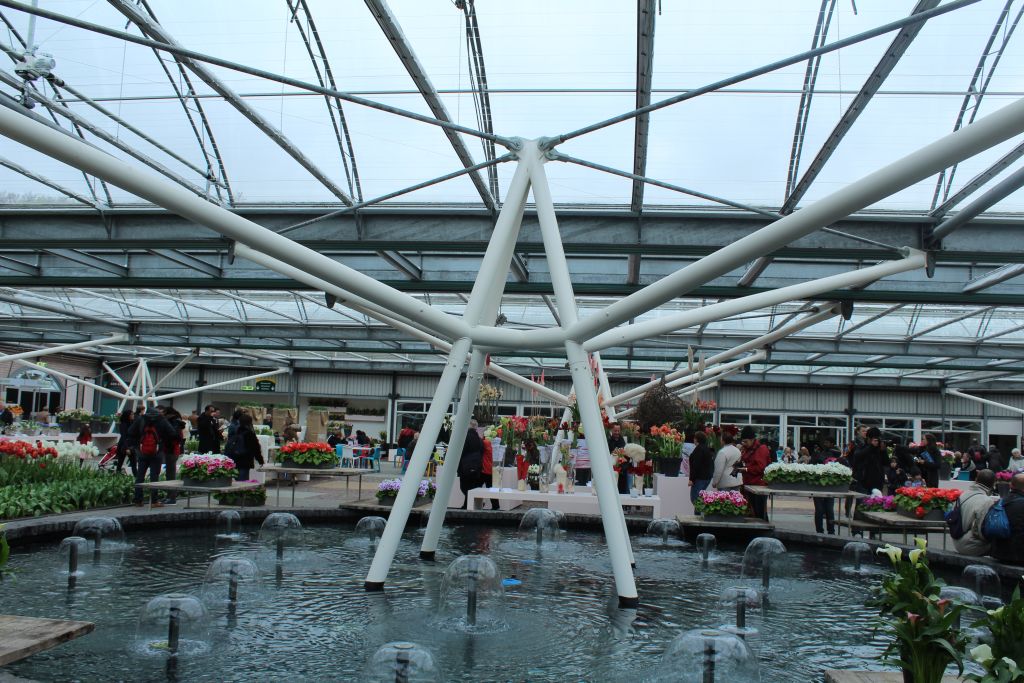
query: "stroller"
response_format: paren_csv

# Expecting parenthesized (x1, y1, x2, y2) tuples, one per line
(97, 445, 123, 472)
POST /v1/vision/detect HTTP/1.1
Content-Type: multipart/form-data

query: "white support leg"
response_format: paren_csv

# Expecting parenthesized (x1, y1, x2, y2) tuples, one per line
(527, 143, 638, 605)
(16, 360, 128, 401)
(0, 335, 128, 364)
(103, 362, 134, 393)
(154, 367, 289, 401)
(365, 337, 472, 590)
(149, 351, 196, 394)
(108, 361, 143, 432)
(420, 349, 487, 558)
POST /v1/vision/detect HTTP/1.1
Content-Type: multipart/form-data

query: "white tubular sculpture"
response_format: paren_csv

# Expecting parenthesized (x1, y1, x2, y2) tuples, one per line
(3, 79, 1024, 605)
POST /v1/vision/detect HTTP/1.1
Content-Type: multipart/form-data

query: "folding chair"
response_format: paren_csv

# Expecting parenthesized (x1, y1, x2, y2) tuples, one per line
(337, 444, 355, 468)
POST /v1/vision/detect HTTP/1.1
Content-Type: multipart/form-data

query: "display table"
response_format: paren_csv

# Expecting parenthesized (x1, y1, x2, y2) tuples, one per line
(857, 510, 949, 549)
(465, 487, 662, 517)
(448, 467, 519, 510)
(654, 474, 692, 518)
(135, 480, 264, 510)
(0, 614, 95, 666)
(744, 484, 865, 523)
(259, 464, 366, 505)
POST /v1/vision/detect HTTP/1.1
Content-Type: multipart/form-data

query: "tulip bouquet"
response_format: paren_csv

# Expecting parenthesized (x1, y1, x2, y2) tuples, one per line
(694, 489, 750, 517)
(869, 539, 966, 682)
(179, 454, 238, 481)
(894, 486, 960, 518)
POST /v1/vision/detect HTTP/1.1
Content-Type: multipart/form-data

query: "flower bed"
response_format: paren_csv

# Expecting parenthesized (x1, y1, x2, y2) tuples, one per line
(694, 489, 750, 517)
(894, 486, 960, 519)
(213, 482, 267, 506)
(0, 456, 134, 519)
(763, 462, 852, 490)
(50, 441, 100, 461)
(279, 441, 337, 467)
(859, 495, 896, 512)
(0, 440, 58, 460)
(179, 454, 238, 484)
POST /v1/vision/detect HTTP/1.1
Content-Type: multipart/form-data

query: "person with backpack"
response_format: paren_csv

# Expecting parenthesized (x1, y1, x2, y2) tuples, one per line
(229, 413, 264, 481)
(991, 472, 1024, 565)
(951, 469, 1000, 557)
(127, 406, 178, 507)
(161, 407, 188, 505)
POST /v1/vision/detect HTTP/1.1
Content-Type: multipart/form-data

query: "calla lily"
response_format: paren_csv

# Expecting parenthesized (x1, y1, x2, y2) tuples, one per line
(914, 537, 928, 551)
(908, 547, 926, 566)
(971, 644, 994, 664)
(935, 598, 950, 614)
(906, 611, 922, 626)
(877, 544, 902, 565)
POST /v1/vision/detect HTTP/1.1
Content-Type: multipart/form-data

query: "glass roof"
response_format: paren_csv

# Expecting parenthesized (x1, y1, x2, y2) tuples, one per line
(0, 1, 1022, 389)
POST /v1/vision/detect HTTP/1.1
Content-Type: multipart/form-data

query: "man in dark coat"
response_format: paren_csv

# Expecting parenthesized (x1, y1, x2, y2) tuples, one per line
(688, 431, 715, 504)
(852, 427, 887, 493)
(197, 404, 222, 454)
(457, 427, 485, 509)
(991, 472, 1024, 565)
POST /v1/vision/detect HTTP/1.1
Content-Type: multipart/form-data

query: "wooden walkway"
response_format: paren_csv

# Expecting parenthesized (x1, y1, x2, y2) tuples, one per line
(826, 671, 964, 682)
(0, 614, 94, 666)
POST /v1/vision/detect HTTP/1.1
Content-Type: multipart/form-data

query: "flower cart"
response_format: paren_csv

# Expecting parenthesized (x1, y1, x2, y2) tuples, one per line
(763, 462, 853, 493)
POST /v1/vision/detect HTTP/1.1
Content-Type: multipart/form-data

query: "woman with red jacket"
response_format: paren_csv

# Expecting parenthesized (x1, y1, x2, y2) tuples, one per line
(738, 426, 771, 520)
(481, 435, 500, 510)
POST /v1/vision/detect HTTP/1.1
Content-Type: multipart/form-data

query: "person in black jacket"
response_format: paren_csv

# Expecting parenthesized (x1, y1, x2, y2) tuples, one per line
(127, 406, 178, 507)
(688, 431, 715, 504)
(160, 407, 187, 505)
(197, 405, 222, 454)
(852, 427, 887, 493)
(810, 448, 838, 534)
(457, 427, 484, 509)
(115, 408, 137, 475)
(916, 433, 942, 488)
(991, 472, 1024, 565)
(231, 413, 265, 480)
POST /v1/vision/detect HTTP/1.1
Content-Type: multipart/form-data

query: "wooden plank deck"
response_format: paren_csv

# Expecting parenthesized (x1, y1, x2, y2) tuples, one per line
(0, 614, 94, 666)
(675, 514, 774, 531)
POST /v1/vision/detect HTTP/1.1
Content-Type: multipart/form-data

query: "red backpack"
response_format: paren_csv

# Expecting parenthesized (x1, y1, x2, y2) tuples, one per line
(139, 424, 160, 457)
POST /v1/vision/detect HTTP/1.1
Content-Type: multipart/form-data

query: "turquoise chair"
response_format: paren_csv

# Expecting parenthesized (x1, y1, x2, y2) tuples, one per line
(355, 446, 381, 472)
(394, 447, 407, 472)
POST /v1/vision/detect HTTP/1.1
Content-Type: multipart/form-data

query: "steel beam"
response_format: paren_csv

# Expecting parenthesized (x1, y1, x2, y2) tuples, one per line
(148, 249, 221, 278)
(155, 367, 289, 401)
(0, 155, 99, 208)
(630, 0, 657, 213)
(15, 358, 128, 400)
(963, 264, 1024, 293)
(929, 164, 1024, 242)
(364, 0, 497, 212)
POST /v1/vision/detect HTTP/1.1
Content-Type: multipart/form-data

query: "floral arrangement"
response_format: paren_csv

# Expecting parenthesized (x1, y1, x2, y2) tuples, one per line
(213, 482, 267, 506)
(179, 454, 238, 481)
(630, 460, 654, 489)
(57, 409, 93, 422)
(528, 416, 557, 446)
(694, 489, 749, 516)
(763, 462, 853, 486)
(51, 442, 99, 461)
(474, 383, 502, 424)
(967, 586, 1024, 682)
(527, 464, 541, 486)
(375, 478, 434, 500)
(496, 415, 529, 453)
(0, 440, 58, 459)
(612, 444, 646, 473)
(869, 539, 966, 682)
(646, 424, 683, 460)
(679, 399, 716, 430)
(6, 405, 23, 416)
(894, 487, 960, 518)
(860, 495, 896, 512)
(619, 421, 640, 442)
(279, 441, 337, 466)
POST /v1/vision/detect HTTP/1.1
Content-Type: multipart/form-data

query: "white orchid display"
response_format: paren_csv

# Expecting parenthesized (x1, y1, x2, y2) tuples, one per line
(764, 462, 853, 486)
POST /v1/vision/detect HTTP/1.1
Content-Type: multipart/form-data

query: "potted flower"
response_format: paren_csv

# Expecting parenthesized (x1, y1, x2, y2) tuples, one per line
(630, 460, 654, 496)
(375, 478, 433, 507)
(213, 482, 267, 506)
(56, 408, 92, 433)
(279, 441, 338, 469)
(646, 424, 683, 477)
(859, 495, 896, 513)
(694, 489, 750, 521)
(527, 464, 541, 490)
(763, 462, 853, 492)
(868, 539, 966, 683)
(893, 486, 961, 521)
(179, 454, 238, 487)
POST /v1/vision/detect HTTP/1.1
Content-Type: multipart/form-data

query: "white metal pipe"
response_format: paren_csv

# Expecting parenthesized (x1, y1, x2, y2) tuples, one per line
(664, 351, 765, 391)
(945, 388, 1024, 416)
(15, 359, 128, 400)
(420, 349, 487, 557)
(608, 308, 837, 406)
(594, 351, 617, 422)
(154, 367, 289, 401)
(148, 352, 196, 393)
(234, 242, 570, 406)
(584, 252, 927, 352)
(102, 362, 133, 393)
(0, 290, 130, 329)
(137, 360, 148, 404)
(530, 149, 638, 605)
(366, 337, 472, 589)
(567, 95, 1024, 343)
(0, 334, 127, 364)
(0, 103, 471, 343)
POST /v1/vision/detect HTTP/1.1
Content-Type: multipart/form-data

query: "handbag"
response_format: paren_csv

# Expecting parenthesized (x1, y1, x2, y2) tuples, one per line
(982, 498, 1012, 541)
